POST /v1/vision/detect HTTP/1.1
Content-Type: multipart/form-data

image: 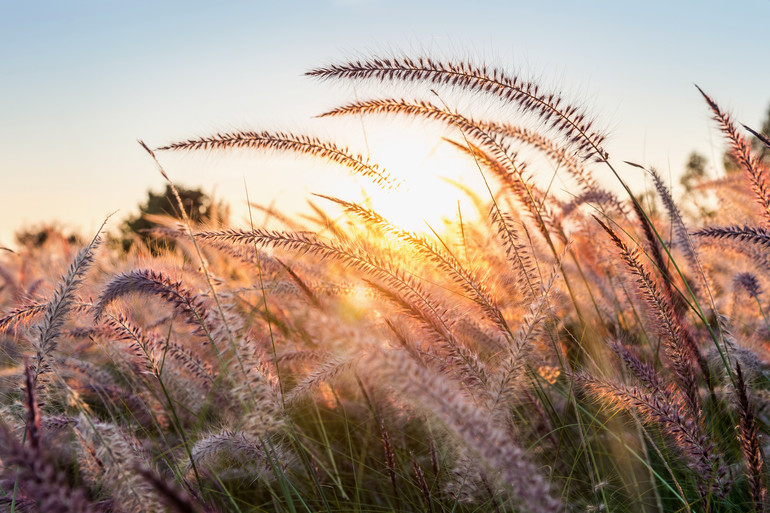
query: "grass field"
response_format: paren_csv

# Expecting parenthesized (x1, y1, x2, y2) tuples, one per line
(1, 55, 770, 512)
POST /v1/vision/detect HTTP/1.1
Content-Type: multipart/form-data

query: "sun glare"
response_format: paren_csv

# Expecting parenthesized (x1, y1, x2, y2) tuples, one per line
(343, 134, 484, 236)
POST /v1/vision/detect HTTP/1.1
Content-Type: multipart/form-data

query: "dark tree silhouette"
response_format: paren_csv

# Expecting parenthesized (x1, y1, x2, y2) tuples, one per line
(121, 185, 224, 251)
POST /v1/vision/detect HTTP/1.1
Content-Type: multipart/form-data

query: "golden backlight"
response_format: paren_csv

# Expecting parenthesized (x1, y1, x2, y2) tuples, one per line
(328, 132, 485, 236)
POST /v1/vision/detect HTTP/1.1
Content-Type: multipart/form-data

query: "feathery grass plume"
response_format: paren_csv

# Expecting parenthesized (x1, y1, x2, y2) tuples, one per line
(575, 373, 725, 500)
(697, 85, 770, 224)
(729, 273, 767, 333)
(0, 421, 104, 513)
(134, 465, 207, 513)
(693, 224, 770, 252)
(735, 271, 763, 300)
(102, 315, 215, 420)
(0, 491, 37, 512)
(734, 362, 767, 512)
(94, 268, 213, 336)
(230, 336, 284, 437)
(304, 197, 350, 240)
(380, 421, 399, 506)
(1, 300, 95, 336)
(307, 56, 608, 161)
(100, 311, 215, 385)
(33, 232, 102, 387)
(146, 220, 286, 276)
(0, 403, 25, 441)
(23, 360, 41, 451)
(745, 124, 770, 150)
(411, 453, 434, 513)
(446, 137, 563, 241)
(317, 194, 510, 335)
(485, 121, 585, 172)
(187, 430, 294, 485)
(608, 340, 669, 394)
(276, 258, 321, 308)
(382, 315, 432, 365)
(73, 416, 160, 513)
(649, 167, 712, 306)
(364, 278, 491, 392)
(621, 165, 680, 307)
(560, 190, 627, 222)
(481, 120, 627, 216)
(101, 313, 164, 375)
(159, 337, 216, 384)
(58, 358, 153, 420)
(453, 316, 507, 354)
(156, 130, 399, 189)
(276, 349, 332, 364)
(481, 121, 618, 204)
(194, 228, 491, 390)
(595, 217, 705, 415)
(0, 301, 47, 333)
(285, 354, 360, 405)
(488, 208, 544, 302)
(376, 350, 564, 513)
(321, 99, 562, 241)
(698, 234, 770, 279)
(444, 450, 500, 506)
(487, 271, 556, 418)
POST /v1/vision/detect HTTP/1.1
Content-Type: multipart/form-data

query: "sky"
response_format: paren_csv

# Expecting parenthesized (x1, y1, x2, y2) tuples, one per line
(2, 0, 769, 246)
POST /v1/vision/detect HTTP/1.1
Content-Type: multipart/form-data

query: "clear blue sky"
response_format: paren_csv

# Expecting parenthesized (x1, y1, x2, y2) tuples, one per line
(2, 0, 769, 245)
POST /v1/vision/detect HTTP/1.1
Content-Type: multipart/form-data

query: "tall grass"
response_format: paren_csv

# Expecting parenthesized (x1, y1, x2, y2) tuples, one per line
(1, 54, 769, 512)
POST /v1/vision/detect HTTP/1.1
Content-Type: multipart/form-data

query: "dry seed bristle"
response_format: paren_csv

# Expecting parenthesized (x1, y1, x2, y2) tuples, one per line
(157, 130, 400, 190)
(308, 57, 608, 161)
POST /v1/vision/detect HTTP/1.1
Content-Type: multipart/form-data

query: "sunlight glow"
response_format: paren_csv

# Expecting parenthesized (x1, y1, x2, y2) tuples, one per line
(346, 135, 485, 236)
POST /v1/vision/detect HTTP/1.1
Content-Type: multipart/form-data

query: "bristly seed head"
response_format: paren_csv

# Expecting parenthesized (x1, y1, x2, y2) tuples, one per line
(734, 272, 762, 298)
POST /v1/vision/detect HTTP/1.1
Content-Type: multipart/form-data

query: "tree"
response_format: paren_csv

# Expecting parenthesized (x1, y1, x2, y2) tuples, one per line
(120, 185, 226, 252)
(684, 101, 770, 185)
(681, 151, 708, 191)
(751, 102, 770, 159)
(15, 223, 82, 249)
